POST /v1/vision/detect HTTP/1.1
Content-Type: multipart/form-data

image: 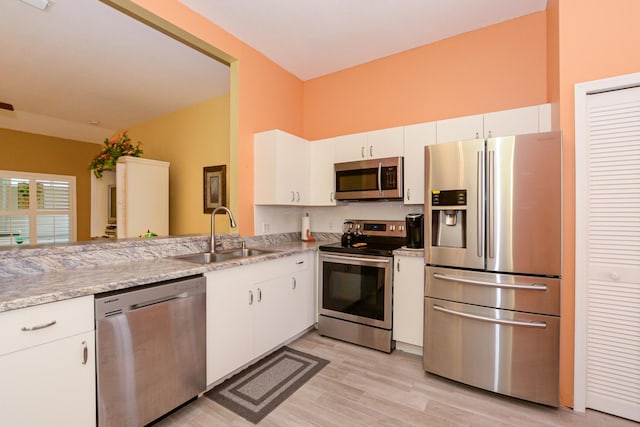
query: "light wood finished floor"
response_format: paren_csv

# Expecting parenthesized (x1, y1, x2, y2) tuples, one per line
(154, 331, 637, 426)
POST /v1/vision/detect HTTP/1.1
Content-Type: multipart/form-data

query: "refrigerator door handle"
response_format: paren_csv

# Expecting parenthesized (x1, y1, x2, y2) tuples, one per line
(477, 150, 484, 258)
(487, 150, 495, 259)
(433, 304, 547, 328)
(432, 272, 548, 291)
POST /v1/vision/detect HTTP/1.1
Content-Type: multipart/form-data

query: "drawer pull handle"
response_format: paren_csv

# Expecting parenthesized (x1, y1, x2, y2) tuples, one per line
(21, 320, 57, 332)
(433, 304, 546, 328)
(432, 273, 547, 291)
(82, 340, 88, 365)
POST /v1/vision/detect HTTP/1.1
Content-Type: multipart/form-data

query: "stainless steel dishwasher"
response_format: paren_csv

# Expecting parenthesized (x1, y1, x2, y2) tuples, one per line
(95, 275, 206, 427)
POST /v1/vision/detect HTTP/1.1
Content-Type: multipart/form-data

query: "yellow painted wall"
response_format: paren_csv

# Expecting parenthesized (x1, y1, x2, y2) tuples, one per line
(0, 128, 101, 241)
(126, 94, 231, 235)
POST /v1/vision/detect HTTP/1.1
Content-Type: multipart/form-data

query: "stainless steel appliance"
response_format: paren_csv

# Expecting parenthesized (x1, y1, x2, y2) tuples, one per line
(334, 156, 403, 201)
(319, 219, 406, 352)
(95, 276, 206, 427)
(405, 213, 424, 249)
(424, 131, 562, 407)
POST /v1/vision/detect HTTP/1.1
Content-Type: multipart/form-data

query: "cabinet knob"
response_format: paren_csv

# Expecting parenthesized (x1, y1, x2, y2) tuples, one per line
(397, 260, 400, 272)
(296, 192, 300, 202)
(407, 188, 411, 200)
(249, 290, 254, 305)
(291, 191, 295, 202)
(369, 145, 373, 157)
(81, 340, 88, 365)
(361, 146, 365, 158)
(292, 277, 297, 289)
(257, 287, 262, 302)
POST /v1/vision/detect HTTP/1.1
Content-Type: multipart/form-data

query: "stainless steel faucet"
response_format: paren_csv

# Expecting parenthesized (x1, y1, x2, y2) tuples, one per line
(210, 206, 237, 254)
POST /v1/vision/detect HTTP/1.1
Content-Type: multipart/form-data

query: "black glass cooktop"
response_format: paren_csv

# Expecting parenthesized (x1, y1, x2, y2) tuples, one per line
(319, 237, 405, 257)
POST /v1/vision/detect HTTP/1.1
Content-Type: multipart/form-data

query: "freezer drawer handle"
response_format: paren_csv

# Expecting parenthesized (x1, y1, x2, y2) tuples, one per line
(432, 273, 548, 291)
(433, 304, 547, 329)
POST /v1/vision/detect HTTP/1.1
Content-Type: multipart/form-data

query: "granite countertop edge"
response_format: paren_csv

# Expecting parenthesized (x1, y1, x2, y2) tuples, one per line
(0, 240, 330, 314)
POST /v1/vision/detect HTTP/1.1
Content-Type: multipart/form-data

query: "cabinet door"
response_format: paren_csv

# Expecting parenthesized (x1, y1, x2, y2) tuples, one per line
(0, 331, 96, 427)
(253, 275, 293, 357)
(393, 256, 425, 348)
(308, 138, 336, 205)
(436, 114, 483, 143)
(483, 105, 539, 138)
(206, 269, 255, 385)
(289, 257, 315, 336)
(333, 132, 368, 162)
(254, 130, 310, 205)
(365, 126, 404, 159)
(403, 121, 436, 204)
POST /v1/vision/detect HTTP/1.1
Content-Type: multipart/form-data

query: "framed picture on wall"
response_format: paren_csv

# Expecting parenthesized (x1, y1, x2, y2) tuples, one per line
(203, 165, 227, 214)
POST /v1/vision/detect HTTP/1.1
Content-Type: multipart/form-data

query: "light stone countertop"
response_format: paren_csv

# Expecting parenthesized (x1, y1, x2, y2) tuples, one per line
(0, 238, 331, 313)
(393, 246, 425, 258)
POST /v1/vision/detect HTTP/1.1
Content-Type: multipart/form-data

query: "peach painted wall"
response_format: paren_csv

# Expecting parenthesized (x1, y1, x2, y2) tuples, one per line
(303, 12, 548, 139)
(555, 0, 640, 408)
(129, 0, 304, 236)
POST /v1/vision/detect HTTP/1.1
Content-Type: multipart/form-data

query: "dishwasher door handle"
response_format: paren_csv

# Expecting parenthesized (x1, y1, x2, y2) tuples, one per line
(433, 304, 547, 328)
(129, 292, 188, 311)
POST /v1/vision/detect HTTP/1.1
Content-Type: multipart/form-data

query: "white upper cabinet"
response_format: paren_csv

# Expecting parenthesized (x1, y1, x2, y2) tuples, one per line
(436, 113, 484, 143)
(334, 127, 403, 162)
(483, 105, 539, 138)
(308, 138, 337, 206)
(254, 130, 310, 205)
(538, 103, 552, 132)
(403, 121, 436, 205)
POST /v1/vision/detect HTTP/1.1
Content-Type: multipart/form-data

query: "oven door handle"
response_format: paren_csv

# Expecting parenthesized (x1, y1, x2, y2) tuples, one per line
(321, 254, 390, 264)
(432, 273, 548, 291)
(433, 304, 547, 328)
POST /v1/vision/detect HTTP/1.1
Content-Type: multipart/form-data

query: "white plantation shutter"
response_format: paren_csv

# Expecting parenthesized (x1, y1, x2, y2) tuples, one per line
(0, 171, 76, 246)
(584, 86, 640, 422)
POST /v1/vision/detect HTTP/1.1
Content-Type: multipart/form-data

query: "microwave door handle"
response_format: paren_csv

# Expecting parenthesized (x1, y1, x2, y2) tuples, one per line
(378, 162, 382, 194)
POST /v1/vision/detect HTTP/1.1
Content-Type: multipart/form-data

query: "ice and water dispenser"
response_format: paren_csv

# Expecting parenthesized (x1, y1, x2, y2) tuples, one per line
(430, 189, 467, 248)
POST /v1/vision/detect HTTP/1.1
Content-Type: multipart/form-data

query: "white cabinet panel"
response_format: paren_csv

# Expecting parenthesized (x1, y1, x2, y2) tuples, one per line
(484, 105, 539, 138)
(539, 103, 552, 132)
(403, 121, 436, 205)
(206, 268, 255, 385)
(436, 114, 483, 143)
(0, 297, 95, 427)
(334, 127, 403, 162)
(365, 126, 404, 159)
(308, 138, 336, 205)
(254, 130, 310, 205)
(116, 156, 169, 238)
(393, 255, 425, 349)
(333, 132, 368, 162)
(206, 253, 316, 385)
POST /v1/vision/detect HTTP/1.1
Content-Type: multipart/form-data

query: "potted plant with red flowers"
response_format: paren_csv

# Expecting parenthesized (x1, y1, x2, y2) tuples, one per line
(89, 131, 143, 178)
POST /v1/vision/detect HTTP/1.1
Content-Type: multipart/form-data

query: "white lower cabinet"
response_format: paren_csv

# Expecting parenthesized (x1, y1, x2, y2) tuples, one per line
(0, 296, 96, 427)
(206, 253, 314, 386)
(393, 255, 425, 353)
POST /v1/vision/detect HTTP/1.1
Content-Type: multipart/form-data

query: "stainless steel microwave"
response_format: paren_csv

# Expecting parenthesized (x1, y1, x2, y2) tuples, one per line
(334, 156, 403, 201)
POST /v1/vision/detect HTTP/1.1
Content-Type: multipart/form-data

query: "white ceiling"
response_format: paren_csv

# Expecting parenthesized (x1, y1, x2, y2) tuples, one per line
(179, 0, 548, 80)
(1, 0, 547, 144)
(0, 0, 229, 143)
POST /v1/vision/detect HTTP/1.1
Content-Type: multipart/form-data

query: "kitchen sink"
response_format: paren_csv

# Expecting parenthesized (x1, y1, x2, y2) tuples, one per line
(174, 247, 277, 264)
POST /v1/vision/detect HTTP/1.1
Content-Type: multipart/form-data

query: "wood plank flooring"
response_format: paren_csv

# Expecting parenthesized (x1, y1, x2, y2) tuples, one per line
(154, 331, 637, 426)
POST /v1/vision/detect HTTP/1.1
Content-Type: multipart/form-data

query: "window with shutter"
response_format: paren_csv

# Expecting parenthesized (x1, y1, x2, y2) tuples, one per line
(0, 171, 76, 246)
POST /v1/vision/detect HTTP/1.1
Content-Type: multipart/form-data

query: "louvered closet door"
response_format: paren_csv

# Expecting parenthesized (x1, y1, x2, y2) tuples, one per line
(585, 86, 640, 422)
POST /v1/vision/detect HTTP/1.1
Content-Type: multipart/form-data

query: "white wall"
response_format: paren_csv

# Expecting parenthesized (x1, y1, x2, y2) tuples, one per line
(254, 202, 424, 236)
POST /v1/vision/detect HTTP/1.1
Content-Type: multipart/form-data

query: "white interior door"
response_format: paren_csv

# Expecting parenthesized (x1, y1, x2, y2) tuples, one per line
(576, 82, 640, 422)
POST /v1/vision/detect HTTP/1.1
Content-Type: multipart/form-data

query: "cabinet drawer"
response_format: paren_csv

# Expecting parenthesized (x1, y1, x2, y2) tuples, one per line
(0, 296, 94, 356)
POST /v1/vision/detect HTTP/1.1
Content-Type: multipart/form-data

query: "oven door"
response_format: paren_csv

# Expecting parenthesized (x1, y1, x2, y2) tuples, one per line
(319, 252, 392, 329)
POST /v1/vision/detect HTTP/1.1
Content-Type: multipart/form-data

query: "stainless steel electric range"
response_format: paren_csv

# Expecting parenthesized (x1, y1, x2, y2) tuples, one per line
(318, 219, 406, 353)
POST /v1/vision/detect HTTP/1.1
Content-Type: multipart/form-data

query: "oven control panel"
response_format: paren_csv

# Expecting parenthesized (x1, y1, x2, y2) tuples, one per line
(345, 219, 406, 238)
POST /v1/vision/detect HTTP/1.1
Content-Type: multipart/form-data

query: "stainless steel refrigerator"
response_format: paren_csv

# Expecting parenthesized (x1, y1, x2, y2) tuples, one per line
(423, 131, 562, 406)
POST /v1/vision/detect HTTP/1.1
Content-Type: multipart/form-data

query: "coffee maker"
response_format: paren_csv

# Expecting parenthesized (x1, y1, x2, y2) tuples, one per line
(405, 213, 424, 249)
